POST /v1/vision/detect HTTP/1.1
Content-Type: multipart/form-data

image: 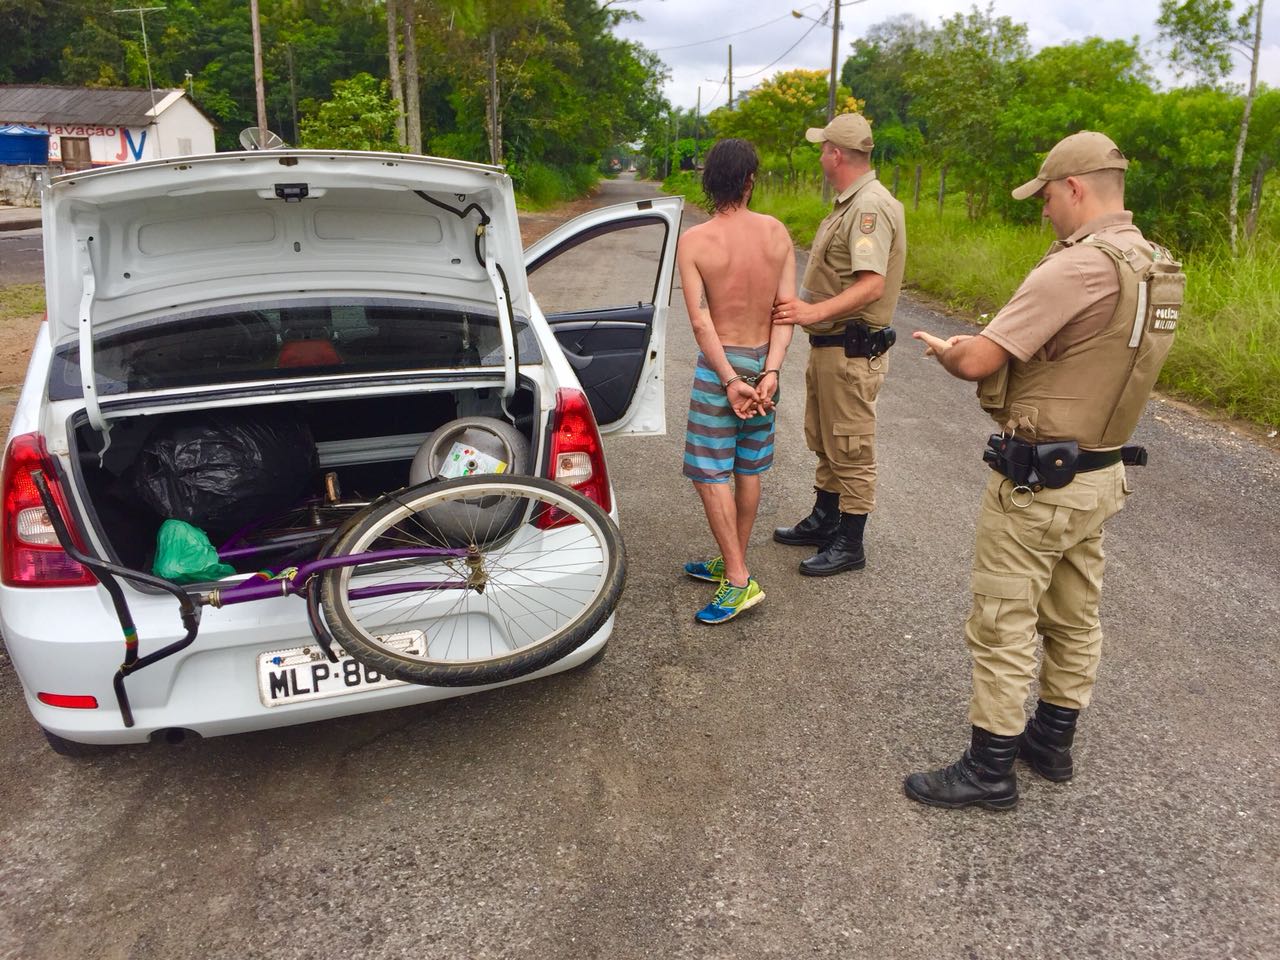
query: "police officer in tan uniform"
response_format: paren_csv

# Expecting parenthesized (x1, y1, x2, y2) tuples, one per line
(772, 114, 905, 576)
(904, 131, 1183, 810)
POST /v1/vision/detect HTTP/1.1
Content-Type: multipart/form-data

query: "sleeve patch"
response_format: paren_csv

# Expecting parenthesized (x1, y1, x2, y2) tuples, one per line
(859, 213, 878, 235)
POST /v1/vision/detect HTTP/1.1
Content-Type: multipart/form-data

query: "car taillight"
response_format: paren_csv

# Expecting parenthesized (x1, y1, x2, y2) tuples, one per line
(2, 434, 96, 587)
(37, 692, 99, 709)
(540, 388, 611, 528)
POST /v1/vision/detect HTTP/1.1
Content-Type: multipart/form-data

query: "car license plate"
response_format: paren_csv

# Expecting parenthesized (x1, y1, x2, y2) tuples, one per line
(256, 632, 422, 706)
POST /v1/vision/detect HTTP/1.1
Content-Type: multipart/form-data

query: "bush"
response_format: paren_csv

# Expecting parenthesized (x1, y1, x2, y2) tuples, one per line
(662, 170, 702, 202)
(518, 163, 565, 207)
(514, 162, 599, 209)
(430, 131, 488, 163)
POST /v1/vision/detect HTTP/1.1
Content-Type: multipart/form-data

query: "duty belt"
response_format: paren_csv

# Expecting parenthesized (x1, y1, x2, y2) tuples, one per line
(983, 434, 1148, 491)
(809, 324, 896, 360)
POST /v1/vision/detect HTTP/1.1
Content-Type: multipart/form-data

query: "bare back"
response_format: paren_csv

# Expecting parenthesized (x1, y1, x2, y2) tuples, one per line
(678, 209, 794, 348)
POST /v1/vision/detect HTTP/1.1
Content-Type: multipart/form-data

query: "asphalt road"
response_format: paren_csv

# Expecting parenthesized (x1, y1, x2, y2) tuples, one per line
(0, 228, 42, 286)
(0, 174, 1276, 960)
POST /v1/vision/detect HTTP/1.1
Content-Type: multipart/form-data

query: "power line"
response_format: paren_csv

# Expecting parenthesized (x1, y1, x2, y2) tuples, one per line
(735, 5, 830, 80)
(650, 11, 799, 52)
(700, 75, 728, 113)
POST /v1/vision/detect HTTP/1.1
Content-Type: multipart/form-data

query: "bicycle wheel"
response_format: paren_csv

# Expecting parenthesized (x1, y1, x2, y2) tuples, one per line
(317, 475, 624, 687)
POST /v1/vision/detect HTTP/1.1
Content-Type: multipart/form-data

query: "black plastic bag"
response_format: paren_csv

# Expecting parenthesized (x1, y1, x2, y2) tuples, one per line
(132, 408, 317, 541)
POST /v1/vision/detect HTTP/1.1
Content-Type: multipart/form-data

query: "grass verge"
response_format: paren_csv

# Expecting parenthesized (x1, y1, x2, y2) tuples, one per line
(0, 284, 44, 322)
(515, 162, 600, 211)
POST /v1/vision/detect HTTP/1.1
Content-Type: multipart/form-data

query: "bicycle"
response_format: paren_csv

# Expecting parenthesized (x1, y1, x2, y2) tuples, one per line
(33, 471, 625, 729)
(215, 471, 371, 565)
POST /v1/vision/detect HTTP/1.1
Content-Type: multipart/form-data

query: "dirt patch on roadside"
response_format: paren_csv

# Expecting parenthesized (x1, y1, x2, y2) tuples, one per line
(0, 314, 43, 438)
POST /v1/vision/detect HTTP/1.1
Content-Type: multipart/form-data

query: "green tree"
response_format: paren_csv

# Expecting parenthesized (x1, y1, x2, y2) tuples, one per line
(1, 0, 667, 191)
(0, 0, 89, 82)
(1108, 87, 1241, 246)
(1240, 88, 1280, 236)
(990, 38, 1153, 221)
(1158, 0, 1268, 252)
(840, 14, 932, 161)
(906, 4, 1030, 218)
(298, 72, 402, 149)
(710, 69, 861, 181)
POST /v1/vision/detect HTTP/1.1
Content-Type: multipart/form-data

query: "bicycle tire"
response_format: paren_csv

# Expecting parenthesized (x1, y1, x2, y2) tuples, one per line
(317, 475, 625, 686)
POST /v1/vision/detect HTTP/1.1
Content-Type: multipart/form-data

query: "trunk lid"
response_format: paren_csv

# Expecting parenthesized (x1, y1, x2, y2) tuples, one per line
(42, 150, 528, 448)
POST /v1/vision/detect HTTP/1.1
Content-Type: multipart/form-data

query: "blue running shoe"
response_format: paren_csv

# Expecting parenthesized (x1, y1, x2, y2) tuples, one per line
(684, 556, 725, 582)
(694, 577, 764, 624)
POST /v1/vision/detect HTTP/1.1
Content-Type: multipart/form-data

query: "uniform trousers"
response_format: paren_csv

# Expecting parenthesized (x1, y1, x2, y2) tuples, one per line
(803, 345, 886, 514)
(965, 462, 1129, 735)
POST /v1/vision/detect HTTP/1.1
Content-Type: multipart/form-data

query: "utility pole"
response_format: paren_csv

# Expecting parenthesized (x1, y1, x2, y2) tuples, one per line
(285, 44, 298, 144)
(694, 86, 701, 168)
(249, 0, 268, 134)
(727, 44, 733, 110)
(487, 30, 500, 165)
(385, 0, 406, 147)
(827, 0, 840, 123)
(827, 0, 845, 202)
(668, 110, 675, 178)
(402, 2, 421, 153)
(113, 5, 165, 155)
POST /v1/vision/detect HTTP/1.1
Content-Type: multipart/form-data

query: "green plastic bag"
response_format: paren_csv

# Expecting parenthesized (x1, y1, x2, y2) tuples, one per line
(152, 519, 236, 583)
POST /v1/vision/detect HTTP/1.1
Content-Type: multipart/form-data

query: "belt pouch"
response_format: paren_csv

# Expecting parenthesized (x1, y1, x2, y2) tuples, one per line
(876, 328, 897, 356)
(1122, 445, 1148, 466)
(1032, 440, 1079, 488)
(843, 324, 868, 358)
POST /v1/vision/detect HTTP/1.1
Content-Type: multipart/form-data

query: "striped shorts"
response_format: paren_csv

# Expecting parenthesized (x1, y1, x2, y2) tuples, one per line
(683, 344, 776, 484)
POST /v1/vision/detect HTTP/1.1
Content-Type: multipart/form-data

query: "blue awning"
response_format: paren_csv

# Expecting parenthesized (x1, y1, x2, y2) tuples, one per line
(0, 124, 50, 137)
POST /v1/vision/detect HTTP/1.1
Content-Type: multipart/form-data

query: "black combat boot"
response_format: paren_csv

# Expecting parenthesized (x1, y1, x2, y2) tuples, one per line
(903, 726, 1020, 811)
(773, 488, 840, 546)
(798, 511, 866, 576)
(1019, 699, 1079, 782)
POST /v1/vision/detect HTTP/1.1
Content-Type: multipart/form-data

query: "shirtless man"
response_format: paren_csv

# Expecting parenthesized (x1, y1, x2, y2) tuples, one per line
(677, 137, 796, 624)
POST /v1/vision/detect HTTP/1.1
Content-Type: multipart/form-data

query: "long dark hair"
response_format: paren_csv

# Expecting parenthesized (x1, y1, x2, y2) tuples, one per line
(701, 138, 758, 213)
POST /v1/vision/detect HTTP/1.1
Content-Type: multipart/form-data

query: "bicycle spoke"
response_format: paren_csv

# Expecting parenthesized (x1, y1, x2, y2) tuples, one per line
(319, 477, 623, 684)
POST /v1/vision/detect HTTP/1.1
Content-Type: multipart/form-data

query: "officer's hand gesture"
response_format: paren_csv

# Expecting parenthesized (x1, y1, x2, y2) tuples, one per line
(913, 331, 971, 359)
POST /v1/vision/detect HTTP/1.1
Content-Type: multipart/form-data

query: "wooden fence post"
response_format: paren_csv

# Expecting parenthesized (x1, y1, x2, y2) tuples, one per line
(913, 165, 922, 210)
(937, 165, 947, 215)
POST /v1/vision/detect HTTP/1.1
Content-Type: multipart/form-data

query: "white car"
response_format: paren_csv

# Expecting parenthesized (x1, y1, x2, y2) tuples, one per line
(0, 150, 681, 754)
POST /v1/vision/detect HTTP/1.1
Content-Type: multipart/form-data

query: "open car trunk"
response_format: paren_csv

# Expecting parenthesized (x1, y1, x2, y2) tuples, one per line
(68, 382, 538, 577)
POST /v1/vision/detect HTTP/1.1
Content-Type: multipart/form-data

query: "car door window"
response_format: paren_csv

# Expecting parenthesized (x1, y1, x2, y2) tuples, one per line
(523, 197, 682, 436)
(527, 219, 667, 314)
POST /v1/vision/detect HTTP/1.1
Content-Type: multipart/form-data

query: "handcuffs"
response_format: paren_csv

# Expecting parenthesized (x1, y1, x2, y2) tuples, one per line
(724, 369, 781, 389)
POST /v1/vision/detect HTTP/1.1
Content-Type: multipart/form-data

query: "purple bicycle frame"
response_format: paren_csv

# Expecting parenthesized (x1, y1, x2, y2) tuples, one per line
(212, 546, 473, 606)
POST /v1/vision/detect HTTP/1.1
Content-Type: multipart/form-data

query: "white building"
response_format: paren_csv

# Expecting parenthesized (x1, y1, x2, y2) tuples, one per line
(0, 85, 217, 171)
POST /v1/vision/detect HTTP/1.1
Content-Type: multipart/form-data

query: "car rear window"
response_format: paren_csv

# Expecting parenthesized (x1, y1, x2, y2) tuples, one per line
(48, 298, 540, 399)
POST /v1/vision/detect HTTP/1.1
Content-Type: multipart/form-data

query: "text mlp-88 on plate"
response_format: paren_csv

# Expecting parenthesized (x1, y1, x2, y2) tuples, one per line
(256, 632, 423, 706)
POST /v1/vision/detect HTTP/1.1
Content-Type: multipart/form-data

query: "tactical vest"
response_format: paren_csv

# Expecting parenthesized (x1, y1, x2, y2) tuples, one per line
(977, 233, 1185, 449)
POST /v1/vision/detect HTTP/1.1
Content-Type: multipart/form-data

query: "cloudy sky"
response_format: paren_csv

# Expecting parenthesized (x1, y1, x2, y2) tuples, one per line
(614, 0, 1280, 112)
